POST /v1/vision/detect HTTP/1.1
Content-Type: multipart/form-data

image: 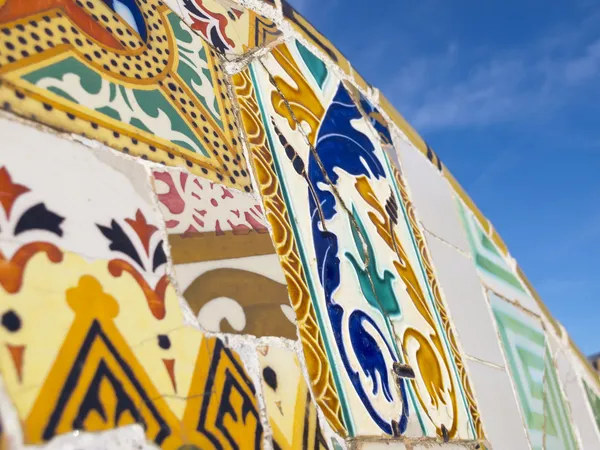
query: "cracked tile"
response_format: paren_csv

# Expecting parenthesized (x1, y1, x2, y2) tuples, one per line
(237, 41, 481, 440)
(489, 294, 578, 449)
(176, 0, 282, 57)
(0, 0, 252, 190)
(151, 167, 297, 339)
(257, 345, 329, 449)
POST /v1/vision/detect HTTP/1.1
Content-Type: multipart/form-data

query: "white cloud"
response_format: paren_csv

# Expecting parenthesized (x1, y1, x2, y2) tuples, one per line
(564, 39, 600, 83)
(384, 16, 600, 131)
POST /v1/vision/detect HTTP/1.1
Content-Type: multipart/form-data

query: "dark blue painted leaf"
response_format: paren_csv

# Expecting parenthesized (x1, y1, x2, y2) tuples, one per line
(97, 220, 144, 268)
(14, 203, 64, 237)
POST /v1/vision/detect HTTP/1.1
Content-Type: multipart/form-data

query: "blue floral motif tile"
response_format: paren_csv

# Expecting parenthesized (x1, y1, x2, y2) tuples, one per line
(244, 39, 481, 440)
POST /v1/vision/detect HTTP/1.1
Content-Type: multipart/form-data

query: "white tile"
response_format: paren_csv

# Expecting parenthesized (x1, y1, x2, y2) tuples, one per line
(425, 233, 506, 367)
(396, 140, 469, 252)
(456, 200, 541, 315)
(547, 333, 600, 449)
(412, 444, 471, 449)
(352, 441, 407, 450)
(163, 0, 183, 17)
(466, 360, 530, 450)
(29, 424, 159, 450)
(0, 117, 160, 264)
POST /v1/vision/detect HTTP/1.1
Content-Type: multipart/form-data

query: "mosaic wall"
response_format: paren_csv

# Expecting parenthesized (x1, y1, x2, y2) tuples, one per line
(0, 1, 597, 449)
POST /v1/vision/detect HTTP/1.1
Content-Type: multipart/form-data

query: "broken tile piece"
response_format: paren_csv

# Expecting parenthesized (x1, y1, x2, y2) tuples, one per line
(396, 138, 470, 253)
(280, 0, 351, 74)
(351, 441, 406, 450)
(423, 234, 506, 366)
(490, 294, 578, 450)
(547, 331, 600, 449)
(464, 360, 530, 450)
(152, 168, 297, 339)
(177, 0, 282, 56)
(181, 336, 264, 449)
(244, 44, 480, 440)
(457, 200, 541, 314)
(583, 379, 600, 435)
(257, 345, 329, 450)
(0, 0, 252, 190)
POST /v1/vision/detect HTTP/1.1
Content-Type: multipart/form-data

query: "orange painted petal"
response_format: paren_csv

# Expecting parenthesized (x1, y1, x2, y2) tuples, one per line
(0, 167, 29, 219)
(125, 209, 158, 257)
(162, 358, 177, 393)
(107, 259, 166, 319)
(6, 344, 24, 383)
(0, 243, 63, 294)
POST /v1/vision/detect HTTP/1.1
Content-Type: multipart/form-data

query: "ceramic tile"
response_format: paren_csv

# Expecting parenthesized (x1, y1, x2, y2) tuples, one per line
(349, 64, 371, 94)
(395, 139, 469, 253)
(2, 269, 262, 448)
(248, 42, 402, 438)
(423, 235, 505, 367)
(583, 379, 600, 437)
(516, 264, 561, 335)
(464, 360, 530, 450)
(444, 170, 510, 258)
(351, 442, 406, 450)
(375, 98, 443, 187)
(0, 417, 6, 450)
(180, 336, 264, 449)
(377, 93, 428, 159)
(25, 424, 159, 450)
(163, 0, 184, 17)
(240, 41, 481, 440)
(257, 345, 329, 450)
(152, 168, 297, 339)
(412, 444, 472, 450)
(490, 294, 578, 450)
(0, 0, 251, 191)
(20, 276, 184, 446)
(280, 0, 351, 74)
(0, 117, 264, 448)
(0, 117, 184, 337)
(457, 200, 541, 314)
(231, 66, 346, 436)
(362, 103, 484, 440)
(177, 0, 281, 56)
(547, 332, 600, 449)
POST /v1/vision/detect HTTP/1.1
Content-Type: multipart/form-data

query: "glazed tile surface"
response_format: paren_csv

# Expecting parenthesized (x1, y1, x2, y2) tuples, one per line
(490, 293, 578, 450)
(280, 0, 351, 75)
(257, 345, 329, 450)
(241, 39, 481, 440)
(547, 332, 600, 449)
(352, 442, 406, 450)
(152, 168, 296, 339)
(463, 360, 530, 450)
(457, 200, 541, 314)
(0, 0, 596, 449)
(423, 234, 505, 366)
(395, 138, 469, 253)
(583, 379, 600, 435)
(232, 64, 346, 436)
(177, 0, 281, 56)
(0, 0, 252, 191)
(0, 117, 263, 449)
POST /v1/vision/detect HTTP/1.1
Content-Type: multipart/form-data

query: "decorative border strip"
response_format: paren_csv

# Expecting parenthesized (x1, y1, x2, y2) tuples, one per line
(231, 66, 346, 435)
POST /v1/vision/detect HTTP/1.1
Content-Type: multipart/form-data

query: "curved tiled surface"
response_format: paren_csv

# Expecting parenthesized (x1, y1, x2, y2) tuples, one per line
(0, 1, 597, 449)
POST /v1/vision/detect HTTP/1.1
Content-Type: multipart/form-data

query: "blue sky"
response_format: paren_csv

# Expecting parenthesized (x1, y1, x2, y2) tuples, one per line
(287, 0, 600, 355)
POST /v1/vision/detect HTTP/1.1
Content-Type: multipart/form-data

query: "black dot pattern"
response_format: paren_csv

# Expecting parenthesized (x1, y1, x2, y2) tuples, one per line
(262, 366, 277, 391)
(0, 0, 253, 192)
(157, 334, 171, 350)
(1, 310, 22, 333)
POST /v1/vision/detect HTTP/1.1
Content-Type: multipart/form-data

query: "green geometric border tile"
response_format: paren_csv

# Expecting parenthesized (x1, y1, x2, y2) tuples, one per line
(490, 293, 578, 450)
